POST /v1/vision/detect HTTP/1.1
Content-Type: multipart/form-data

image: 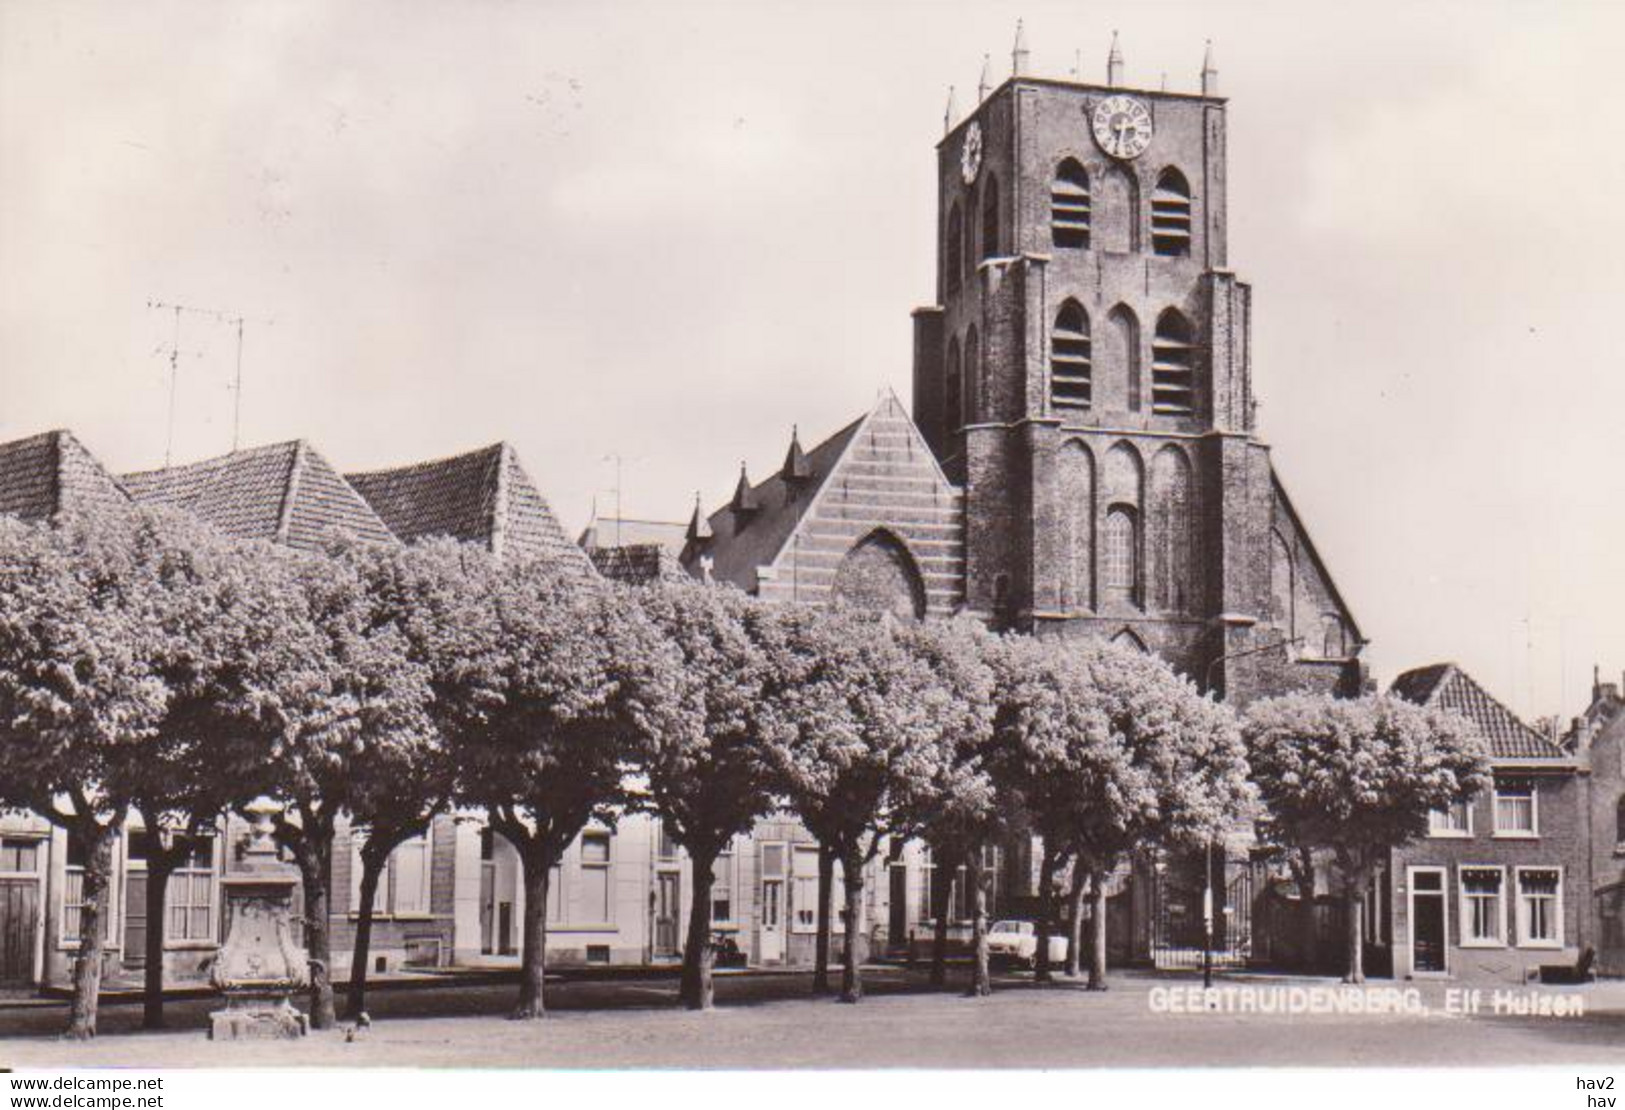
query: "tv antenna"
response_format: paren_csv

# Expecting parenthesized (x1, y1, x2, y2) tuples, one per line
(147, 300, 273, 464)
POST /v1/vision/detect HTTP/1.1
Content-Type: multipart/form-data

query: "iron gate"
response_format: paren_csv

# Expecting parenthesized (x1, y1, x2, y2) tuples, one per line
(1150, 855, 1255, 970)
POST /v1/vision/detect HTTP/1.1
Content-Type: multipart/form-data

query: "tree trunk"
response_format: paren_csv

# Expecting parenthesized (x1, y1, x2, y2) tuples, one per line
(1344, 881, 1366, 985)
(1064, 864, 1088, 978)
(838, 846, 865, 1004)
(679, 848, 718, 1011)
(142, 854, 176, 1030)
(64, 825, 117, 1040)
(812, 843, 834, 995)
(1034, 843, 1059, 983)
(344, 851, 386, 1021)
(1088, 868, 1110, 991)
(929, 851, 954, 987)
(296, 842, 337, 1031)
(513, 848, 552, 1019)
(966, 851, 991, 998)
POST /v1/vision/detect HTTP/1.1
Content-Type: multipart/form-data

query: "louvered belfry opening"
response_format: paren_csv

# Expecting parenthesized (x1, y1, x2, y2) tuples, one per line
(1051, 159, 1091, 249)
(1152, 310, 1196, 415)
(1050, 300, 1092, 408)
(1151, 167, 1193, 257)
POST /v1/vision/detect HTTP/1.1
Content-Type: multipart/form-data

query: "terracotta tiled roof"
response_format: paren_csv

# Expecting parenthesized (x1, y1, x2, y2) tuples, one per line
(1390, 663, 1567, 760)
(348, 444, 594, 577)
(587, 544, 691, 585)
(123, 441, 395, 551)
(0, 430, 129, 521)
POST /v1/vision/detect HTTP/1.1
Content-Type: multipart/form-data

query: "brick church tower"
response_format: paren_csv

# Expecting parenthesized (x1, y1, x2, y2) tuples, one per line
(912, 33, 1366, 703)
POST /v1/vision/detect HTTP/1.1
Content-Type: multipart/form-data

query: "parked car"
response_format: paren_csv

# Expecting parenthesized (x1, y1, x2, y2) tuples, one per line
(985, 919, 1069, 968)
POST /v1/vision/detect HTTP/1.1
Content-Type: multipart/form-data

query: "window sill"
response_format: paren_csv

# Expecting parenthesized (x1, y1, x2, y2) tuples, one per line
(165, 939, 219, 951)
(1427, 831, 1472, 840)
(548, 924, 618, 934)
(1491, 832, 1539, 840)
(1515, 940, 1563, 950)
(1460, 939, 1507, 949)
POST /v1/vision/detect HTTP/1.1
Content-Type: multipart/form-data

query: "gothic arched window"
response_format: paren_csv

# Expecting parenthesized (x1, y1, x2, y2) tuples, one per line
(1152, 167, 1193, 257)
(1098, 165, 1139, 253)
(1271, 529, 1296, 639)
(1151, 447, 1194, 612)
(1152, 309, 1196, 415)
(1059, 441, 1094, 611)
(981, 174, 1001, 259)
(1105, 305, 1141, 413)
(1321, 614, 1348, 658)
(944, 337, 963, 434)
(1050, 300, 1092, 408)
(965, 325, 981, 423)
(1104, 505, 1139, 606)
(946, 203, 964, 295)
(1052, 159, 1091, 249)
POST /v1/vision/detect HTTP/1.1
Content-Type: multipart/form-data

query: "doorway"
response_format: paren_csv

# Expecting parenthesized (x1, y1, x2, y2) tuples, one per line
(1408, 867, 1447, 975)
(0, 878, 39, 985)
(759, 843, 786, 963)
(655, 871, 681, 958)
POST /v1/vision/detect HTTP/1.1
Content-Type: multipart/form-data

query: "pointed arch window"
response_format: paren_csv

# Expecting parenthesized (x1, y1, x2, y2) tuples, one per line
(1051, 160, 1091, 249)
(1321, 614, 1348, 658)
(944, 337, 963, 433)
(965, 325, 982, 423)
(946, 203, 964, 295)
(1152, 168, 1193, 257)
(1050, 301, 1091, 408)
(1271, 530, 1296, 639)
(1152, 309, 1196, 415)
(1152, 449, 1194, 613)
(981, 174, 1000, 260)
(1104, 505, 1139, 606)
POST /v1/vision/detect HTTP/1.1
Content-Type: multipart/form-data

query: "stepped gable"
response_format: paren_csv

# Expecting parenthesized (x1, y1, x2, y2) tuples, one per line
(1391, 663, 1568, 761)
(0, 430, 129, 522)
(123, 441, 395, 551)
(684, 391, 966, 616)
(348, 443, 595, 576)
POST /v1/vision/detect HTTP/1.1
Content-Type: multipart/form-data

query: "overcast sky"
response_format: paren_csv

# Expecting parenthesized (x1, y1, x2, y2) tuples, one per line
(3, 0, 1621, 722)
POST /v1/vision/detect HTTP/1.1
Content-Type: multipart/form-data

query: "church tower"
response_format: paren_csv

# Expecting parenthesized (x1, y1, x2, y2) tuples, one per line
(912, 33, 1365, 701)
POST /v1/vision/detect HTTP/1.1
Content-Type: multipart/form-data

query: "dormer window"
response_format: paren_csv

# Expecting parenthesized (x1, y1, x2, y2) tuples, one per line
(1051, 160, 1091, 249)
(1151, 168, 1193, 257)
(1151, 310, 1196, 414)
(1049, 300, 1091, 407)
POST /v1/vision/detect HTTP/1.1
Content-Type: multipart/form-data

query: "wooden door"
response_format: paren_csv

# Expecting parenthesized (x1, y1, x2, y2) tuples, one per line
(1410, 869, 1447, 974)
(655, 871, 681, 957)
(0, 879, 39, 984)
(123, 869, 147, 967)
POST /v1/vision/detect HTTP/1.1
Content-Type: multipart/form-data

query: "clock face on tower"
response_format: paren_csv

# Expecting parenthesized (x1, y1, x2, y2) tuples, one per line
(1091, 95, 1153, 160)
(961, 122, 983, 184)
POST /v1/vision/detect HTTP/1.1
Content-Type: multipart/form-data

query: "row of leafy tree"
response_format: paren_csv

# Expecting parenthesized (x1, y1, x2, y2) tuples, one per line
(0, 506, 1490, 1040)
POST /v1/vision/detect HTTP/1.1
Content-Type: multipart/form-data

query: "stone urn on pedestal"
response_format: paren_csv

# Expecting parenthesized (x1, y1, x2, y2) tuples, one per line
(209, 797, 310, 1040)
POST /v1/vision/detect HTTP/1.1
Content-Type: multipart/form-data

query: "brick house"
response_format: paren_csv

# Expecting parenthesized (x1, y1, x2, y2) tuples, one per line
(0, 431, 673, 990)
(1568, 671, 1625, 976)
(1383, 664, 1586, 982)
